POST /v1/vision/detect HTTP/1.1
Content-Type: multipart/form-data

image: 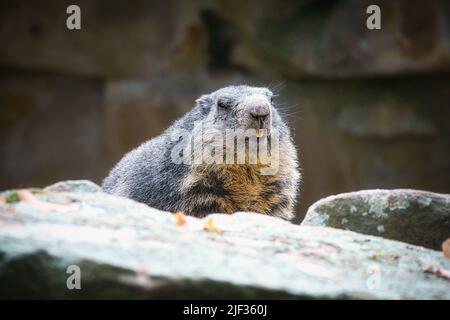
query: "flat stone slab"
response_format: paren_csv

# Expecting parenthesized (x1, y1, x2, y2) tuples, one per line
(0, 181, 449, 299)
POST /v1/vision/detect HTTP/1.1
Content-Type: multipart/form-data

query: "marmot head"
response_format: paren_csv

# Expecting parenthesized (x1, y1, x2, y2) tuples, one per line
(195, 85, 282, 135)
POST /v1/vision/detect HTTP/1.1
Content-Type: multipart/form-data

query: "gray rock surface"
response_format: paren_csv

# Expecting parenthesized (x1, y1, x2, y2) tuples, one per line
(302, 189, 450, 251)
(0, 0, 204, 77)
(0, 73, 107, 188)
(3, 0, 449, 78)
(223, 0, 450, 77)
(0, 181, 449, 299)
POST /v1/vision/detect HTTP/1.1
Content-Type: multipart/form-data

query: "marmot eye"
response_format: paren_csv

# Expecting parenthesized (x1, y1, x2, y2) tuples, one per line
(217, 99, 230, 109)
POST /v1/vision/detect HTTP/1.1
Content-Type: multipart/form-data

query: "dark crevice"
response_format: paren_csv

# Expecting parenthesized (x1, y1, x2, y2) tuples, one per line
(200, 9, 245, 72)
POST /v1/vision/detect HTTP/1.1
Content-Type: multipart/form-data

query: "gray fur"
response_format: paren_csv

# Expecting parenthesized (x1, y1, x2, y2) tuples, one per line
(102, 85, 300, 219)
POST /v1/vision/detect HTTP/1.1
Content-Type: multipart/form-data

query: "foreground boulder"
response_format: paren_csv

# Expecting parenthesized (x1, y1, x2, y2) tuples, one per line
(0, 181, 449, 299)
(302, 189, 450, 251)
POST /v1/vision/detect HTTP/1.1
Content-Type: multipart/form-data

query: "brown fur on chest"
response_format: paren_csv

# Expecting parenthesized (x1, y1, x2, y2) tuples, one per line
(181, 163, 285, 215)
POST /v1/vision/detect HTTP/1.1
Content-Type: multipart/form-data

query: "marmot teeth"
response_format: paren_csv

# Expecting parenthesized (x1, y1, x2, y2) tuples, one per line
(256, 129, 264, 138)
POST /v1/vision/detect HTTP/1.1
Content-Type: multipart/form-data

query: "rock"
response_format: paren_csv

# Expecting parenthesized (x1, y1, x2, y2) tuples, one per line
(302, 189, 450, 251)
(0, 181, 449, 299)
(0, 73, 107, 190)
(222, 0, 450, 78)
(4, 0, 449, 79)
(0, 0, 207, 77)
(44, 180, 102, 193)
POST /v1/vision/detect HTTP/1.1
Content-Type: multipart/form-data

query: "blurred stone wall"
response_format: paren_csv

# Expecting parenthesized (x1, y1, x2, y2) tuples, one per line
(1, 0, 449, 222)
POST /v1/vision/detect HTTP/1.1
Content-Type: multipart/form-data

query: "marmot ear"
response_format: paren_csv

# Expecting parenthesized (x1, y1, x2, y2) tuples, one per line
(195, 94, 213, 111)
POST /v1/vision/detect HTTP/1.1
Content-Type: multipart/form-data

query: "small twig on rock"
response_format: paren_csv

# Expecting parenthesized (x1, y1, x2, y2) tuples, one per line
(17, 190, 71, 213)
(204, 217, 223, 234)
(135, 262, 152, 287)
(421, 264, 450, 280)
(442, 238, 450, 259)
(174, 211, 186, 226)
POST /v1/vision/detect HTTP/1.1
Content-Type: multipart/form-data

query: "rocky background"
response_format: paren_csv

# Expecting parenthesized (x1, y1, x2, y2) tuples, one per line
(1, 0, 450, 222)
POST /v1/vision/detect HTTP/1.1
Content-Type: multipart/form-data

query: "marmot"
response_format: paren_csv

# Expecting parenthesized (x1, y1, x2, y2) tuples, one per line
(102, 85, 300, 220)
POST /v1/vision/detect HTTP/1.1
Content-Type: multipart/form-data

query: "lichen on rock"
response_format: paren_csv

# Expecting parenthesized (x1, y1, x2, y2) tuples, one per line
(302, 189, 450, 250)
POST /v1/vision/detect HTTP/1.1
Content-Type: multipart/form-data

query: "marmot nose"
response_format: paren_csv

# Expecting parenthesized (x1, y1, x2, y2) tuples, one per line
(248, 104, 270, 121)
(250, 112, 268, 122)
(244, 95, 271, 126)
